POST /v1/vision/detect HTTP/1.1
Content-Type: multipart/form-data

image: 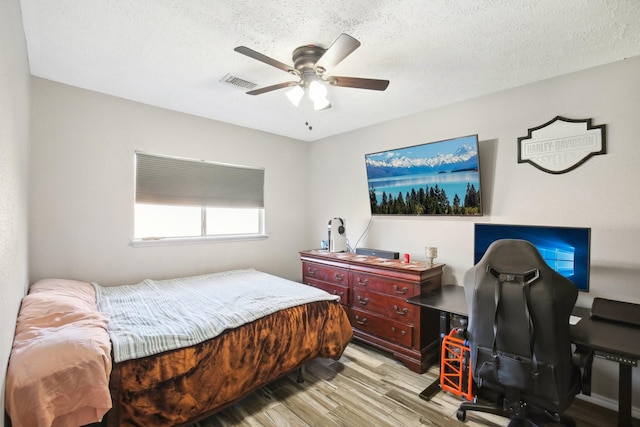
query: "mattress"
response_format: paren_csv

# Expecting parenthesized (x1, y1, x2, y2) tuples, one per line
(5, 270, 352, 427)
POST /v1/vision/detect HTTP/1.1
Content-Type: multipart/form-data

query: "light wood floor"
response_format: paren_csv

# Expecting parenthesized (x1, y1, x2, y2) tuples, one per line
(194, 341, 618, 427)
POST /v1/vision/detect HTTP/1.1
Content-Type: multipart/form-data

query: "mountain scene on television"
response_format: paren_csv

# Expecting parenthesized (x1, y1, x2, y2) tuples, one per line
(366, 135, 482, 215)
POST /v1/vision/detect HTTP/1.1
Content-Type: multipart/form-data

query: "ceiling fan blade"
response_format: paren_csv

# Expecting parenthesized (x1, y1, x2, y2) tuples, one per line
(328, 76, 390, 91)
(315, 33, 361, 71)
(234, 46, 298, 75)
(246, 81, 299, 95)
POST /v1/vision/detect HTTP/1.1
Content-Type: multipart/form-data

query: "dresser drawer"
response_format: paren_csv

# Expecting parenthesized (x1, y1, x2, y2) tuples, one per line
(352, 288, 416, 322)
(303, 262, 348, 286)
(350, 272, 417, 297)
(350, 308, 413, 348)
(305, 277, 348, 306)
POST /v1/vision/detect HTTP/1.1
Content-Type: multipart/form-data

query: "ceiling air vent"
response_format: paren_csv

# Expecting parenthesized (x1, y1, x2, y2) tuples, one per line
(220, 73, 257, 91)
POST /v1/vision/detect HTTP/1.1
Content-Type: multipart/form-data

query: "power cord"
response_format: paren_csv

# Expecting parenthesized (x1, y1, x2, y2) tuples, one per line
(349, 216, 374, 252)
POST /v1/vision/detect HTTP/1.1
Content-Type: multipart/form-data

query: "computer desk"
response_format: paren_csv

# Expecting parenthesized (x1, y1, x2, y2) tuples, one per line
(407, 285, 640, 427)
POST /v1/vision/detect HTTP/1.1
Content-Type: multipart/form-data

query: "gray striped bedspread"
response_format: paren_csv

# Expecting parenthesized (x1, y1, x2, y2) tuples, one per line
(92, 269, 339, 363)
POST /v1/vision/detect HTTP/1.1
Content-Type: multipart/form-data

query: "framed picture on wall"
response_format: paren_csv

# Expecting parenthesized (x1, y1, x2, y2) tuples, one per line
(365, 135, 483, 216)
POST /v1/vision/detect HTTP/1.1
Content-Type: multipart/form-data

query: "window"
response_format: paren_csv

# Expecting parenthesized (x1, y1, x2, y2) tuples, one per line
(133, 152, 266, 245)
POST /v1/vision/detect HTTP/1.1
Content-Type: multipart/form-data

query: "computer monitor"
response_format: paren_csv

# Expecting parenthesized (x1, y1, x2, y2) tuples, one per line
(474, 223, 591, 292)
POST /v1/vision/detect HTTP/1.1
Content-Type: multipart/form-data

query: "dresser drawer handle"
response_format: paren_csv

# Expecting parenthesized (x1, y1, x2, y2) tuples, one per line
(334, 272, 345, 281)
(355, 315, 367, 325)
(391, 327, 407, 336)
(393, 305, 409, 315)
(393, 285, 409, 294)
(307, 267, 317, 276)
(357, 296, 369, 305)
(356, 277, 369, 286)
(333, 290, 344, 297)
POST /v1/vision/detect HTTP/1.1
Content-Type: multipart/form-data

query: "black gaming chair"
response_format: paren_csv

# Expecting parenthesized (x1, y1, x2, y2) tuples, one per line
(457, 239, 589, 426)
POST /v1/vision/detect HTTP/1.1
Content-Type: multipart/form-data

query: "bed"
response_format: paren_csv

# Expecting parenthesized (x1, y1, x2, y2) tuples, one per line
(5, 269, 353, 427)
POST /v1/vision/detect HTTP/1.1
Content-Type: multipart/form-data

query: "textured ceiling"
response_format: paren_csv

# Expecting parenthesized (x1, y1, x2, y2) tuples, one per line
(19, 0, 640, 142)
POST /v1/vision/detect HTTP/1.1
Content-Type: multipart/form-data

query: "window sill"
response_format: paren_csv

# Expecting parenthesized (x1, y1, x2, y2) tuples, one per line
(130, 233, 269, 247)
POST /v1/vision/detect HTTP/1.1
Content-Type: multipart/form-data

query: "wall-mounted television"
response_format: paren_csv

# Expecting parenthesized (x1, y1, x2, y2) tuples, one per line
(365, 135, 482, 216)
(474, 223, 591, 292)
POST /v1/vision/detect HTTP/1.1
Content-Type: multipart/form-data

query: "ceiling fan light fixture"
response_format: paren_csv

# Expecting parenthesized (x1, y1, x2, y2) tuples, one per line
(235, 34, 388, 111)
(285, 85, 305, 106)
(313, 97, 331, 111)
(309, 80, 331, 110)
(308, 80, 327, 102)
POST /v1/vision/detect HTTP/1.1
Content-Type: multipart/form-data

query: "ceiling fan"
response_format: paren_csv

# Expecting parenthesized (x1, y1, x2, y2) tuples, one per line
(234, 33, 389, 110)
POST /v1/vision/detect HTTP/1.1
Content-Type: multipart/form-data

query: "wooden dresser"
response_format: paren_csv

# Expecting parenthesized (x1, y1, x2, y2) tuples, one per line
(299, 250, 444, 373)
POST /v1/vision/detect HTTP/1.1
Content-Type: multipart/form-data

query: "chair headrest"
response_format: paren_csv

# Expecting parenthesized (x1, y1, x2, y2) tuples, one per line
(475, 239, 552, 275)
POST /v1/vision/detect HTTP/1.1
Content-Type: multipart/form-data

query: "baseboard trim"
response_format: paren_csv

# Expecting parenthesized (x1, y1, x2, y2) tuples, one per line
(575, 392, 639, 419)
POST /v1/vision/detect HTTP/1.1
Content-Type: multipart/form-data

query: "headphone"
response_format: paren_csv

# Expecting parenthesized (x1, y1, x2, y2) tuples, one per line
(329, 218, 345, 235)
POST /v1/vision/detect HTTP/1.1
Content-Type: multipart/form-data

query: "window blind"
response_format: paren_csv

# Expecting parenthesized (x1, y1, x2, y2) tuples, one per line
(135, 152, 264, 208)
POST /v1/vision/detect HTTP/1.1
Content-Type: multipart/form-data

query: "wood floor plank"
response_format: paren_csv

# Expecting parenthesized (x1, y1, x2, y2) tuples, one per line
(194, 341, 621, 427)
(271, 381, 340, 424)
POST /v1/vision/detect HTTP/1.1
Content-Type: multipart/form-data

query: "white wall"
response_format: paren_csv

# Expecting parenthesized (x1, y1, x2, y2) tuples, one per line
(0, 1, 31, 425)
(307, 56, 640, 410)
(29, 78, 310, 284)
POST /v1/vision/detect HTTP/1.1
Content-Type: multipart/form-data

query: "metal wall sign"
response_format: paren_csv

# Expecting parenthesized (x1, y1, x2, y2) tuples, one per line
(517, 116, 607, 174)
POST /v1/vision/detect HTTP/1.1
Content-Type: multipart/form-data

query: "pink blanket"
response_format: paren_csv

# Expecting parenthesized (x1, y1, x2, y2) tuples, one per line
(5, 279, 113, 427)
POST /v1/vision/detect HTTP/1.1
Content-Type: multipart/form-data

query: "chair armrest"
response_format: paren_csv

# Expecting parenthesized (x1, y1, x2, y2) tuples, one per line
(573, 345, 594, 396)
